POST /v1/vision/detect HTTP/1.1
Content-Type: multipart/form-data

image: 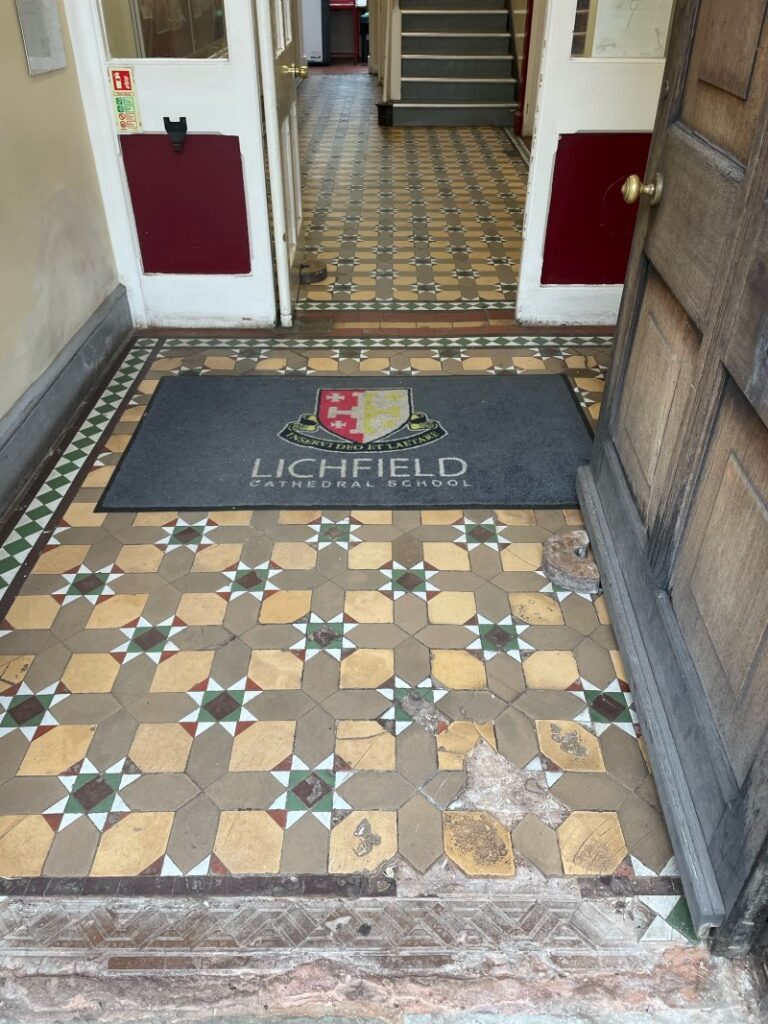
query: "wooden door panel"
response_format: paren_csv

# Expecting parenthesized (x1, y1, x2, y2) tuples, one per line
(645, 127, 739, 329)
(672, 383, 768, 786)
(682, 0, 768, 163)
(616, 268, 699, 526)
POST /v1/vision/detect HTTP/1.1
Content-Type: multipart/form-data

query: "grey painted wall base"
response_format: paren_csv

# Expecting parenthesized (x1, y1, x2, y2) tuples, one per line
(0, 285, 132, 525)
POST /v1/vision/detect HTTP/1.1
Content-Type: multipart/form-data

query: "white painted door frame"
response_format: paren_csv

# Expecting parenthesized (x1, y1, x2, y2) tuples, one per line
(516, 0, 665, 325)
(65, 0, 277, 328)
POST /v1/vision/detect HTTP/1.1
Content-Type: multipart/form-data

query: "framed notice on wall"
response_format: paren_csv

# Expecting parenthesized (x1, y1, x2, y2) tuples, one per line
(16, 0, 67, 75)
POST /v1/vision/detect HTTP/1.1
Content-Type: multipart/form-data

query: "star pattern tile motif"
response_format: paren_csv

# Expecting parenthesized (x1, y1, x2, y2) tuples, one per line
(466, 615, 532, 661)
(0, 681, 70, 738)
(376, 677, 449, 734)
(218, 561, 281, 600)
(44, 757, 140, 832)
(52, 565, 124, 605)
(181, 678, 262, 735)
(114, 617, 187, 663)
(269, 753, 351, 828)
(378, 563, 439, 600)
(292, 615, 356, 660)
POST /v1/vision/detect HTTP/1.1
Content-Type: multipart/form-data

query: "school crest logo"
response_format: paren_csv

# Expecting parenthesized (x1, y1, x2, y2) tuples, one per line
(279, 388, 446, 452)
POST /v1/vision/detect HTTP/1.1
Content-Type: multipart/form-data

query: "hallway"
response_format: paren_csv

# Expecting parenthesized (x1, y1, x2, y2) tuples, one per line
(297, 74, 526, 310)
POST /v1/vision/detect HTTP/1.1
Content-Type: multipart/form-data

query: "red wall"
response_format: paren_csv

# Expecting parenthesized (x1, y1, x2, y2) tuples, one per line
(541, 132, 652, 285)
(120, 134, 250, 275)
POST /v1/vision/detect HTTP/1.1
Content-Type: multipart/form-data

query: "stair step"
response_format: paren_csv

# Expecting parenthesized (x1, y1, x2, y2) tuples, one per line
(400, 0, 507, 8)
(402, 33, 513, 55)
(391, 102, 517, 127)
(402, 55, 515, 77)
(402, 78, 518, 102)
(402, 11, 510, 33)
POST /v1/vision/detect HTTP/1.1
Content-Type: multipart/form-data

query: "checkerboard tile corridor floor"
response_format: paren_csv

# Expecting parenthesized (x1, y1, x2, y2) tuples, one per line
(296, 74, 526, 310)
(0, 336, 694, 943)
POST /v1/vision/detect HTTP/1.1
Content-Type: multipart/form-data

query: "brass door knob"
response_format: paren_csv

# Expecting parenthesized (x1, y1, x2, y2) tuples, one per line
(622, 172, 663, 207)
(281, 64, 309, 79)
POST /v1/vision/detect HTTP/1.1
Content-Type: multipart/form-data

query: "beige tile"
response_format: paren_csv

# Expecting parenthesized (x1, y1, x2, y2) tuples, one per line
(421, 510, 463, 525)
(427, 592, 476, 625)
(255, 357, 288, 372)
(344, 591, 393, 624)
(437, 722, 496, 770)
(133, 512, 177, 527)
(4, 596, 59, 630)
(0, 654, 33, 687)
(259, 590, 312, 623)
(104, 434, 130, 453)
(61, 503, 105, 528)
(336, 721, 395, 770)
(594, 595, 612, 625)
(204, 356, 236, 370)
(558, 811, 628, 875)
(431, 650, 486, 690)
(177, 593, 228, 626)
(30, 545, 90, 574)
(501, 543, 543, 572)
(83, 465, 115, 488)
(278, 510, 320, 525)
(151, 651, 214, 692)
(610, 648, 627, 679)
(248, 650, 303, 689)
(0, 816, 55, 876)
(493, 510, 536, 526)
(340, 649, 394, 689)
(509, 593, 564, 626)
(129, 724, 192, 772)
(523, 651, 580, 690)
(62, 653, 120, 693)
(536, 720, 605, 772)
(19, 725, 95, 776)
(191, 544, 242, 572)
(563, 509, 585, 527)
(91, 812, 174, 876)
(214, 811, 283, 873)
(271, 543, 317, 570)
(352, 511, 392, 525)
(229, 721, 296, 771)
(115, 544, 164, 573)
(348, 543, 392, 570)
(423, 543, 470, 571)
(328, 811, 397, 873)
(443, 811, 515, 877)
(86, 594, 148, 629)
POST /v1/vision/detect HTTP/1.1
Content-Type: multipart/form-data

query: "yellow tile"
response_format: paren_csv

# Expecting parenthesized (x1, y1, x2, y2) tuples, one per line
(523, 651, 579, 690)
(558, 811, 628, 875)
(411, 358, 442, 372)
(352, 510, 392, 525)
(595, 595, 612, 626)
(340, 649, 394, 689)
(229, 721, 296, 771)
(348, 543, 391, 570)
(91, 812, 174, 876)
(259, 590, 312, 623)
(255, 358, 288, 372)
(204, 356, 236, 370)
(271, 543, 317, 570)
(83, 465, 115, 488)
(493, 510, 536, 526)
(462, 357, 494, 372)
(19, 725, 95, 776)
(4, 596, 59, 630)
(344, 591, 393, 624)
(443, 811, 515, 877)
(248, 650, 303, 689)
(329, 811, 397, 873)
(575, 376, 605, 393)
(563, 509, 585, 526)
(512, 356, 546, 371)
(421, 510, 462, 525)
(120, 405, 145, 422)
(62, 653, 120, 693)
(423, 543, 470, 571)
(431, 650, 486, 690)
(133, 512, 177, 527)
(151, 357, 183, 371)
(437, 722, 496, 770)
(359, 358, 390, 372)
(115, 544, 164, 573)
(214, 811, 283, 873)
(104, 434, 130, 453)
(177, 593, 228, 626)
(191, 544, 242, 573)
(138, 379, 158, 395)
(308, 357, 338, 371)
(501, 543, 543, 572)
(427, 592, 476, 625)
(129, 724, 192, 772)
(536, 720, 605, 772)
(86, 594, 148, 629)
(208, 510, 252, 527)
(508, 593, 564, 626)
(30, 545, 90, 574)
(0, 654, 33, 687)
(151, 651, 214, 692)
(61, 503, 105, 527)
(0, 816, 54, 876)
(278, 510, 320, 525)
(336, 720, 395, 770)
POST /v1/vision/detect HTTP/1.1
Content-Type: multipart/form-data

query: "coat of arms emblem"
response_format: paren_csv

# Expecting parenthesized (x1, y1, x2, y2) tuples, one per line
(279, 388, 446, 452)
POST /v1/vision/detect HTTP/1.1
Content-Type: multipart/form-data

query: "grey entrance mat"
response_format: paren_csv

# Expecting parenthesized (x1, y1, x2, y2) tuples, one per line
(98, 374, 592, 511)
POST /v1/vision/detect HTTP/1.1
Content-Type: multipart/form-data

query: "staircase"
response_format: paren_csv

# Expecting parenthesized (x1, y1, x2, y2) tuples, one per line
(388, 0, 518, 126)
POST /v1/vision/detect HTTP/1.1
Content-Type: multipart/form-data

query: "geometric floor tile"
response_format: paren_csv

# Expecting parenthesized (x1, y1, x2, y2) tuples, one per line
(113, 616, 187, 663)
(43, 756, 140, 832)
(378, 563, 439, 600)
(269, 753, 351, 829)
(0, 681, 69, 738)
(573, 677, 640, 736)
(180, 678, 262, 735)
(376, 677, 448, 734)
(466, 614, 532, 661)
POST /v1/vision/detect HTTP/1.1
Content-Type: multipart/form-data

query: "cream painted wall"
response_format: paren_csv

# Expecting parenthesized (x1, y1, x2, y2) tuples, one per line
(0, 1, 118, 422)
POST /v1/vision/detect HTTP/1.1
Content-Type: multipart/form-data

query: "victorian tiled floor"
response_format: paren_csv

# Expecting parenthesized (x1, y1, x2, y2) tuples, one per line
(297, 74, 526, 310)
(0, 333, 692, 943)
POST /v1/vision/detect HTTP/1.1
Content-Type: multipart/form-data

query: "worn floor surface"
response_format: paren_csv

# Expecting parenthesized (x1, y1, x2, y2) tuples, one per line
(297, 75, 525, 310)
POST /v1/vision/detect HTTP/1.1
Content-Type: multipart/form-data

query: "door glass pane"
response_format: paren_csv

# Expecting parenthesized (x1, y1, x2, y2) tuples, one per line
(102, 0, 228, 59)
(572, 0, 674, 59)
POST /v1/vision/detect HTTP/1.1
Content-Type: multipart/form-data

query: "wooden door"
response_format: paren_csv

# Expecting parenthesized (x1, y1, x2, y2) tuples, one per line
(578, 0, 768, 955)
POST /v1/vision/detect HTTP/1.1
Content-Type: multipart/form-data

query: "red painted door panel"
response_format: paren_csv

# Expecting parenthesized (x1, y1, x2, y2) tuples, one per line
(120, 134, 250, 274)
(541, 132, 652, 285)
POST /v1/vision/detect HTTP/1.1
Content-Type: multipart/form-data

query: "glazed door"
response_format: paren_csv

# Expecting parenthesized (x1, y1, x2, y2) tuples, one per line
(255, 0, 304, 326)
(67, 0, 274, 327)
(579, 0, 768, 953)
